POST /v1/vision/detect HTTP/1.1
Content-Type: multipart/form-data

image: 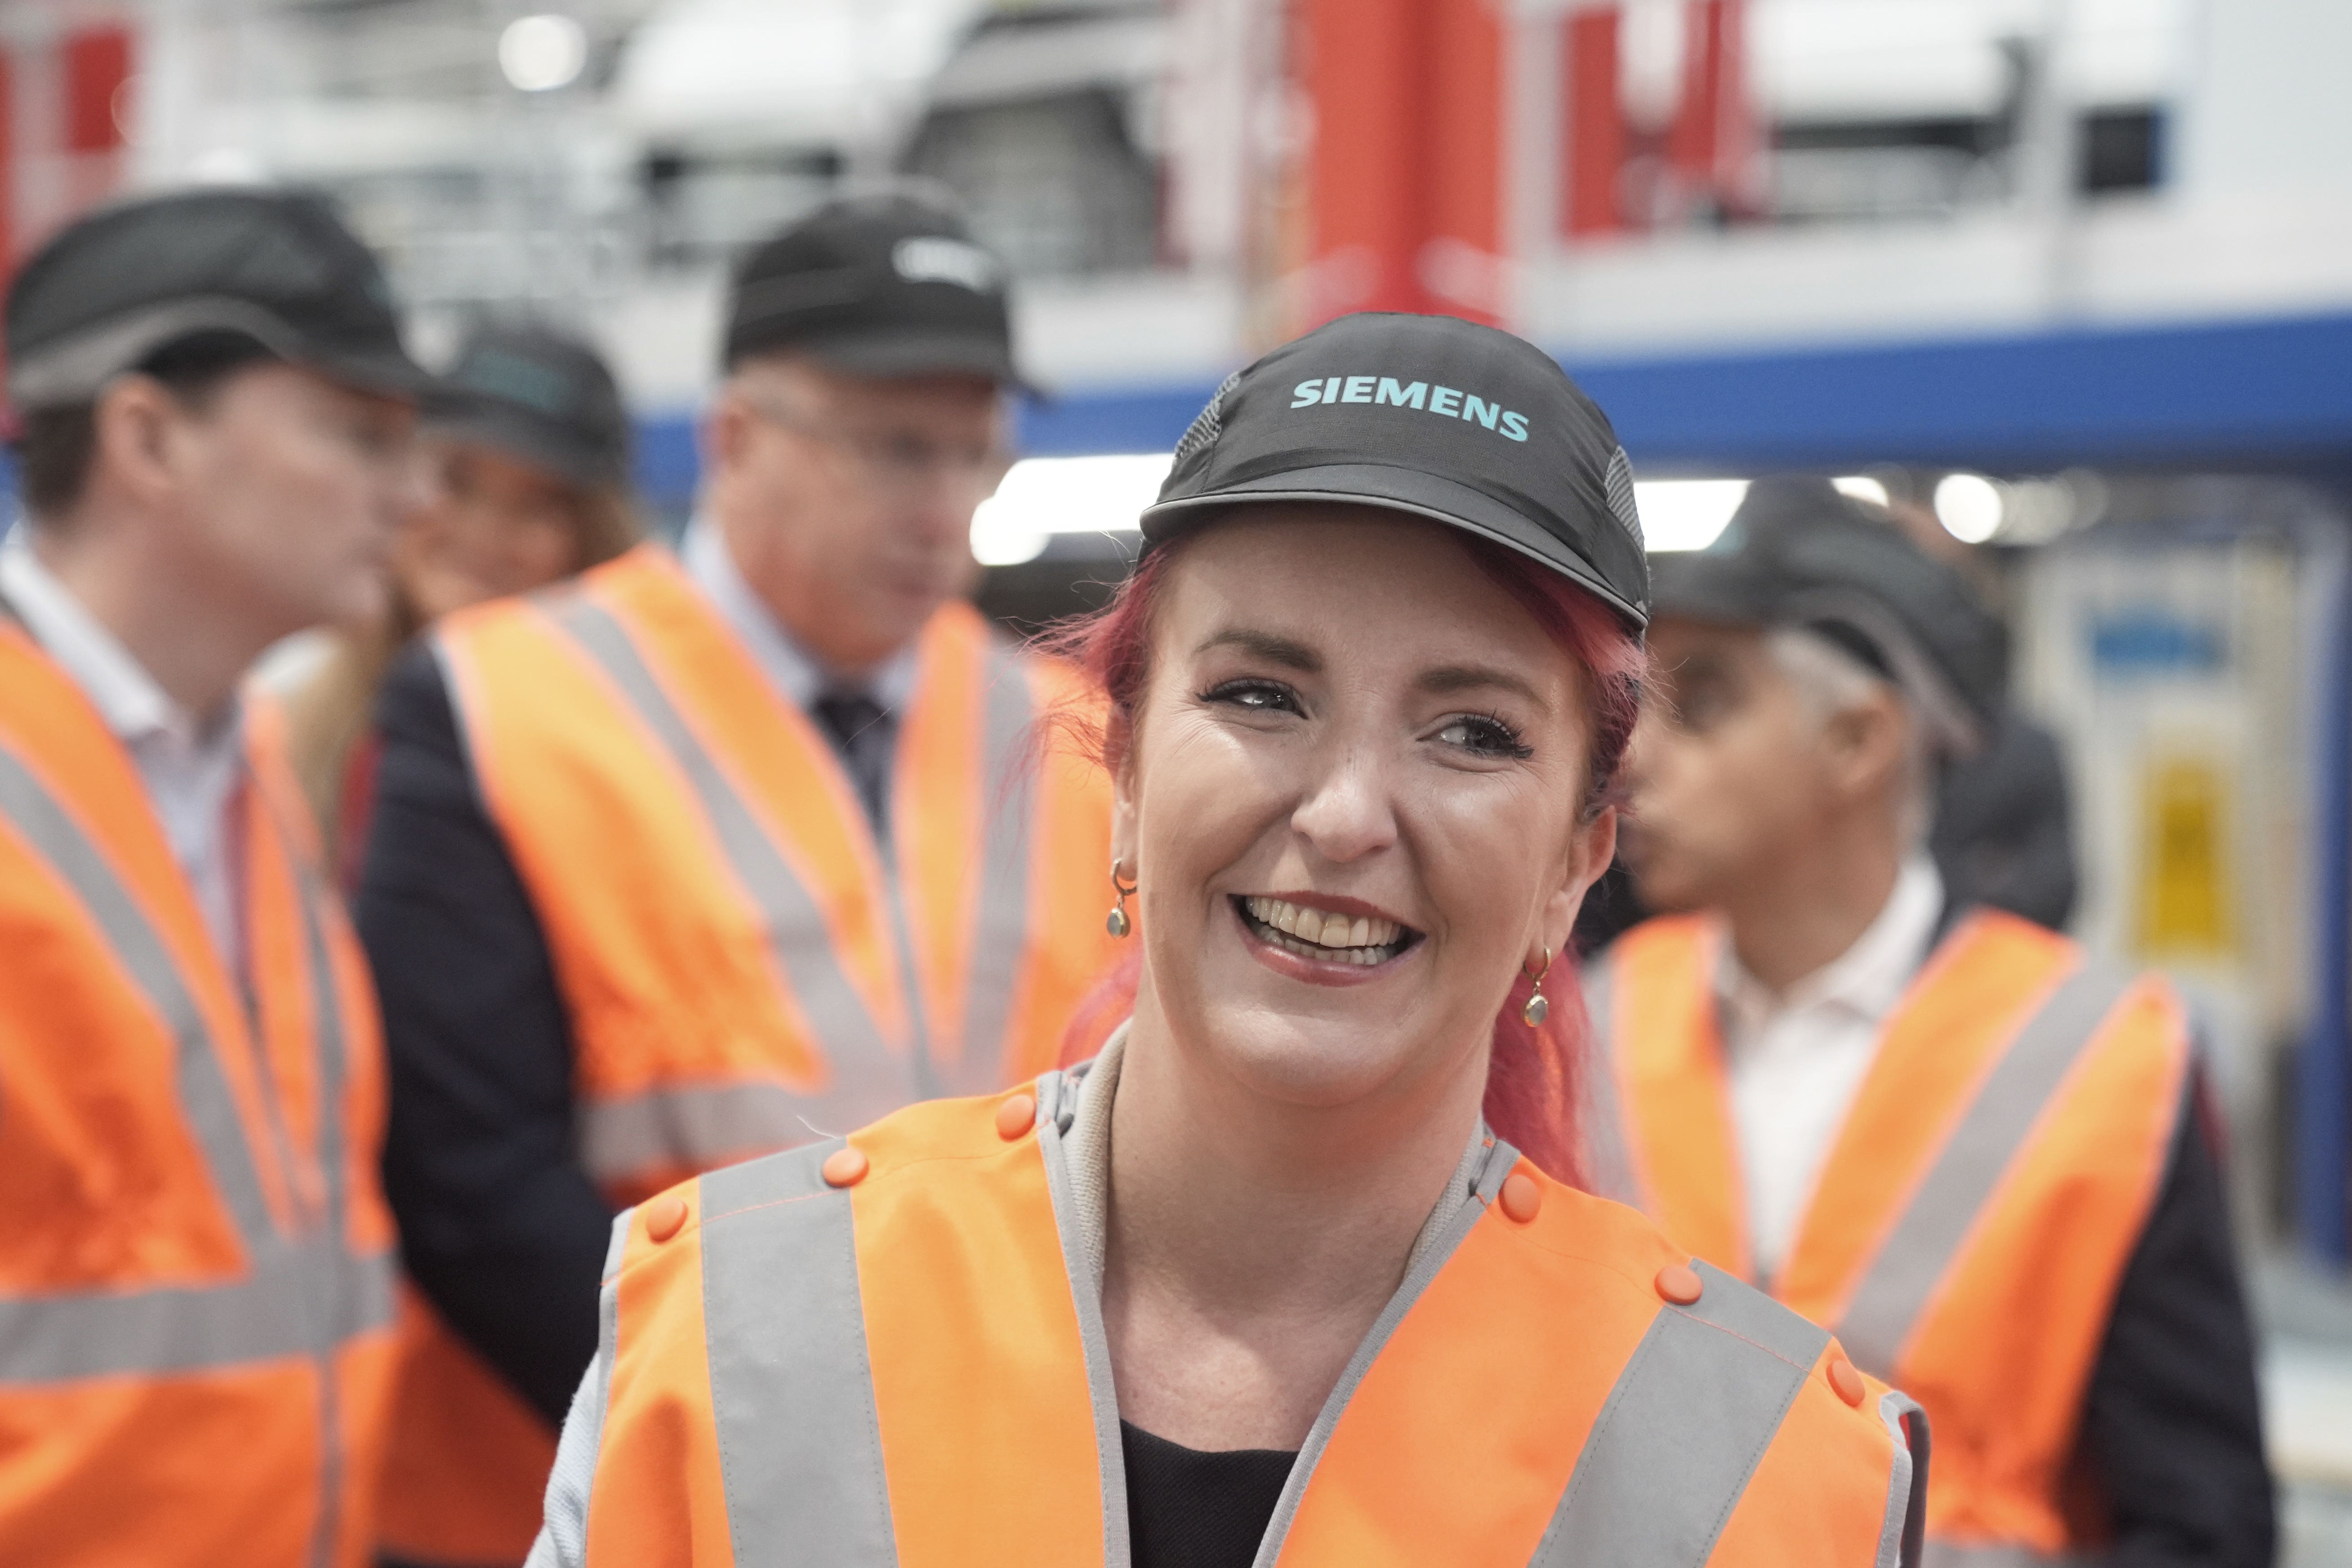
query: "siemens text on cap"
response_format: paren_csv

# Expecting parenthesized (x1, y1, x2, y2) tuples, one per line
(1289, 374, 1530, 442)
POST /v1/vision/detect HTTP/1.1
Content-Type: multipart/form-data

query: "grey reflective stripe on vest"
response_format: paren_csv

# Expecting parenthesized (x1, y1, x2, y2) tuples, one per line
(0, 730, 395, 1566)
(545, 596, 891, 1073)
(945, 642, 1037, 1096)
(1532, 1260, 1831, 1568)
(1834, 960, 2134, 1379)
(0, 743, 276, 1245)
(1920, 1545, 2077, 1567)
(1874, 1390, 1927, 1568)
(1248, 1139, 1520, 1568)
(1036, 1070, 1131, 1568)
(0, 1245, 394, 1381)
(1576, 957, 1644, 1207)
(698, 1144, 899, 1567)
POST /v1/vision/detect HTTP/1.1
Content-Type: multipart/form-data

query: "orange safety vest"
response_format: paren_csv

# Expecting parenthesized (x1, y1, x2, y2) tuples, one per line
(378, 544, 1121, 1564)
(1584, 909, 2192, 1563)
(0, 628, 397, 1566)
(535, 1074, 1925, 1568)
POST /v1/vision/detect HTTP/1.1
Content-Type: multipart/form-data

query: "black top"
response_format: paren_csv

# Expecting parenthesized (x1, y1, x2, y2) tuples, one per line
(360, 644, 2276, 1564)
(1121, 1422, 1295, 1568)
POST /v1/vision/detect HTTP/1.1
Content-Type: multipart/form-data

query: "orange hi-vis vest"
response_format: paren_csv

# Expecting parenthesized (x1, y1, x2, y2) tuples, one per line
(0, 628, 397, 1566)
(378, 544, 1120, 1564)
(1584, 909, 2193, 1564)
(530, 1072, 1927, 1568)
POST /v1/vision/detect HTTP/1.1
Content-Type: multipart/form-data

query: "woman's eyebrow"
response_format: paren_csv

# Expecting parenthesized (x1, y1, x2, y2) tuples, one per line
(1419, 664, 1549, 709)
(1194, 628, 1321, 671)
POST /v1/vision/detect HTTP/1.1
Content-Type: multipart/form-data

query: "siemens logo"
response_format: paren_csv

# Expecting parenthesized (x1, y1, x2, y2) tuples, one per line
(1289, 375, 1529, 441)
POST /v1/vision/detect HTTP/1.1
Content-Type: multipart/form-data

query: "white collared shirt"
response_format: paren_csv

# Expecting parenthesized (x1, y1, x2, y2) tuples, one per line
(1714, 855, 1945, 1280)
(0, 530, 248, 970)
(680, 516, 920, 718)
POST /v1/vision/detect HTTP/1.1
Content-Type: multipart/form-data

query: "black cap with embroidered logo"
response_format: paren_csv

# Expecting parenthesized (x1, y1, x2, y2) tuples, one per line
(1141, 311, 1649, 629)
(428, 323, 631, 490)
(6, 187, 432, 410)
(723, 191, 1023, 386)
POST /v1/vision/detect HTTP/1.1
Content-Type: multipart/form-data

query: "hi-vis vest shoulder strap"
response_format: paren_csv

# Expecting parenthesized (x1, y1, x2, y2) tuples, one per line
(0, 625, 396, 1568)
(533, 1080, 1924, 1568)
(1586, 910, 2190, 1560)
(434, 544, 1118, 1198)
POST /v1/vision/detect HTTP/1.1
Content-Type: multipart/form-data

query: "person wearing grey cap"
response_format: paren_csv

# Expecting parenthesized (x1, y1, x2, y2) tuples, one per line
(274, 322, 640, 882)
(522, 310, 1925, 1568)
(0, 188, 427, 1565)
(352, 192, 1120, 1565)
(1583, 479, 2271, 1567)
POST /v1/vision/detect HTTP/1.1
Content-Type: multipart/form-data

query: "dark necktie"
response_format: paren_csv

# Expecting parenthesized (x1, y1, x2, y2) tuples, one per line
(813, 688, 894, 834)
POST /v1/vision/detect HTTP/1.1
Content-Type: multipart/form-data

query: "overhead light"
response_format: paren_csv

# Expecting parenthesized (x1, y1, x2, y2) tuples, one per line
(1933, 472, 2004, 543)
(1832, 475, 1889, 508)
(971, 454, 1174, 568)
(1636, 479, 1750, 552)
(500, 14, 588, 93)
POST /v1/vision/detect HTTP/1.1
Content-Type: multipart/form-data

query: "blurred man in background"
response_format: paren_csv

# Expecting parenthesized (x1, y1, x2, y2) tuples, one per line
(358, 191, 1119, 1567)
(1584, 478, 2272, 1565)
(277, 322, 640, 881)
(0, 189, 426, 1565)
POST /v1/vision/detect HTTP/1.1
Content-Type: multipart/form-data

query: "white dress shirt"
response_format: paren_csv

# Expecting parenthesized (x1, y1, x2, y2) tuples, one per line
(1715, 855, 1945, 1280)
(0, 530, 248, 970)
(681, 517, 919, 718)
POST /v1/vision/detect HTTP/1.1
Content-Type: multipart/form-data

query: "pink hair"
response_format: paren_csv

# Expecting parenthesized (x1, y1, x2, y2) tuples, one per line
(1042, 523, 1646, 1188)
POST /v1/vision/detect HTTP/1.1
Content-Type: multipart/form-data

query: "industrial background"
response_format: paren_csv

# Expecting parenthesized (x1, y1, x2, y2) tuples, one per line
(4, 0, 2349, 1556)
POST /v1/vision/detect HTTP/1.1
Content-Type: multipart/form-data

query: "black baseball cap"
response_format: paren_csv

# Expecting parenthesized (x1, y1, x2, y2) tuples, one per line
(724, 192, 1023, 386)
(428, 324, 631, 490)
(1140, 311, 1650, 629)
(6, 187, 432, 409)
(1650, 477, 2005, 753)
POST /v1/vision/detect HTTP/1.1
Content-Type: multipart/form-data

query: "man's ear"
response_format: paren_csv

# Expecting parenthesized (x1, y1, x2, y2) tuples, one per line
(1824, 688, 1911, 806)
(700, 388, 750, 480)
(88, 375, 186, 509)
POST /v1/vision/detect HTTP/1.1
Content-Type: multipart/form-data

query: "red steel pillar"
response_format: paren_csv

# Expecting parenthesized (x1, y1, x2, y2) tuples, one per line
(1560, 6, 1626, 238)
(1293, 0, 1506, 328)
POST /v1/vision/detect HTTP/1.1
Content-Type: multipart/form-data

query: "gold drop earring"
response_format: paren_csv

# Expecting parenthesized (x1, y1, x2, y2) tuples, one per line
(1106, 862, 1137, 938)
(1521, 946, 1554, 1027)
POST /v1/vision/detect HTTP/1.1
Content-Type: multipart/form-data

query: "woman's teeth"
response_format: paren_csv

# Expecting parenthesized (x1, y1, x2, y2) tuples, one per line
(1242, 896, 1408, 965)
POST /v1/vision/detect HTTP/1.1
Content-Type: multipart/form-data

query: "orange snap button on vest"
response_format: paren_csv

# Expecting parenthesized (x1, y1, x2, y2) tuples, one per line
(1654, 1263, 1704, 1305)
(996, 1093, 1037, 1141)
(1827, 1354, 1866, 1408)
(1497, 1171, 1542, 1224)
(644, 1194, 688, 1243)
(821, 1146, 869, 1188)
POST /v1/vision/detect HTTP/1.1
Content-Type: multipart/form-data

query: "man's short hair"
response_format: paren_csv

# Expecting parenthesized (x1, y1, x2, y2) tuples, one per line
(14, 330, 279, 524)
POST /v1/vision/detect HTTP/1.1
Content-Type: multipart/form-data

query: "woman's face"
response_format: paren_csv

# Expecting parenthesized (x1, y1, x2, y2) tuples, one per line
(393, 442, 588, 624)
(1115, 507, 1617, 1118)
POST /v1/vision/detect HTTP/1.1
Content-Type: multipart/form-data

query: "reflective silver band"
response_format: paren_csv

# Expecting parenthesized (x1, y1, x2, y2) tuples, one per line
(1835, 960, 2134, 1379)
(1920, 1544, 2076, 1567)
(1037, 1075, 1131, 1568)
(579, 1081, 821, 1185)
(545, 596, 890, 1075)
(1534, 1260, 1831, 1567)
(698, 1144, 900, 1567)
(1574, 957, 1643, 1207)
(0, 1242, 395, 1385)
(0, 742, 277, 1243)
(1875, 1390, 1928, 1568)
(1252, 1139, 1518, 1567)
(947, 641, 1036, 1094)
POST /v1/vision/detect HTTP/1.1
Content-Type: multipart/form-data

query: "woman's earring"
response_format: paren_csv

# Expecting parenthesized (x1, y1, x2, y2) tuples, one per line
(1521, 946, 1555, 1027)
(1106, 862, 1137, 938)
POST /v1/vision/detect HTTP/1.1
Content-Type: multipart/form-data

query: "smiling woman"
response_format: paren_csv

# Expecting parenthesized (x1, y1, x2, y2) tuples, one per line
(523, 313, 1930, 1568)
